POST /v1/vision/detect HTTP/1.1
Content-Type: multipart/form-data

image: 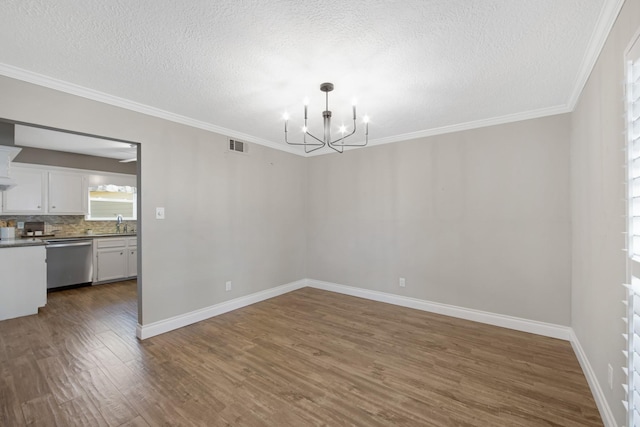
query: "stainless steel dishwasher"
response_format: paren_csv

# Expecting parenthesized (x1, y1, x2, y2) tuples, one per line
(45, 239, 94, 290)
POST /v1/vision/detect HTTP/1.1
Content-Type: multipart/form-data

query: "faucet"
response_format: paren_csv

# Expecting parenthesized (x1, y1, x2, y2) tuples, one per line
(116, 214, 123, 233)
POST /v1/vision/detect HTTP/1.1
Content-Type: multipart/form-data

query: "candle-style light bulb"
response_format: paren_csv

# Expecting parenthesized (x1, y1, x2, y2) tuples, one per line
(283, 112, 290, 121)
(302, 126, 308, 133)
(339, 125, 346, 134)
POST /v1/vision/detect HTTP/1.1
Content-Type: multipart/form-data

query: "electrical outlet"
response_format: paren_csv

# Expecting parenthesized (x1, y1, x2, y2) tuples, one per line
(399, 277, 406, 288)
(155, 207, 165, 220)
(608, 364, 613, 390)
(225, 281, 232, 292)
(17, 221, 24, 229)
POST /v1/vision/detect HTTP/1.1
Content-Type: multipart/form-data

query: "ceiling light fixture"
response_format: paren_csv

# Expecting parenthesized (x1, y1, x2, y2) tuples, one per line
(283, 82, 369, 154)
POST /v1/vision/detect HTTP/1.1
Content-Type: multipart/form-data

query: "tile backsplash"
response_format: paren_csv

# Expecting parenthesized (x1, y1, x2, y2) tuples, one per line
(0, 215, 136, 236)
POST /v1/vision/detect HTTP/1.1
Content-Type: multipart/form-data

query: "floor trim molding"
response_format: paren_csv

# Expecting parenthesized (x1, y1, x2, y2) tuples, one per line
(135, 277, 612, 425)
(569, 330, 617, 427)
(136, 279, 307, 339)
(137, 278, 574, 341)
(307, 279, 573, 341)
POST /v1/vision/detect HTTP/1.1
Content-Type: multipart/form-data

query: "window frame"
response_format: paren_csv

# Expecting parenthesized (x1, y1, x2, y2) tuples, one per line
(624, 27, 640, 427)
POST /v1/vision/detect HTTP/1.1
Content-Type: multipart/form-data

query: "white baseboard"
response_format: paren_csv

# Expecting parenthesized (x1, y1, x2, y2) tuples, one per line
(569, 330, 617, 427)
(136, 278, 572, 341)
(136, 279, 307, 340)
(307, 279, 573, 341)
(135, 277, 613, 425)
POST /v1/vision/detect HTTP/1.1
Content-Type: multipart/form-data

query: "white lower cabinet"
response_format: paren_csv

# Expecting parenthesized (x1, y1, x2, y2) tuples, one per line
(96, 247, 128, 282)
(94, 237, 137, 284)
(127, 247, 137, 278)
(0, 246, 47, 321)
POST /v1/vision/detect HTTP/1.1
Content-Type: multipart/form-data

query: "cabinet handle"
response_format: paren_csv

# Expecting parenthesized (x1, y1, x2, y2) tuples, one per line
(120, 252, 123, 255)
(51, 206, 56, 209)
(37, 205, 40, 209)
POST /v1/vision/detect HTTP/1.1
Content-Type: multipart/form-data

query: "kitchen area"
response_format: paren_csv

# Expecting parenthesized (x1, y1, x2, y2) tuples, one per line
(0, 122, 139, 321)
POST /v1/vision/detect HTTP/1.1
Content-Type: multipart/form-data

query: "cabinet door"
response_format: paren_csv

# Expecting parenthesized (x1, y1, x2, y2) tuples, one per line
(127, 248, 137, 278)
(49, 172, 87, 214)
(96, 248, 127, 282)
(2, 168, 46, 213)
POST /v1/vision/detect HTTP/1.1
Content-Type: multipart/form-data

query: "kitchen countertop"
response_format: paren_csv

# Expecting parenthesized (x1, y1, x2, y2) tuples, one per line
(0, 233, 137, 248)
(28, 233, 136, 240)
(43, 233, 137, 240)
(0, 238, 47, 248)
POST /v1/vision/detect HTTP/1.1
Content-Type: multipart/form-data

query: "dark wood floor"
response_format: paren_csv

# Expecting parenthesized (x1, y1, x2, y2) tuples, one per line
(0, 281, 602, 426)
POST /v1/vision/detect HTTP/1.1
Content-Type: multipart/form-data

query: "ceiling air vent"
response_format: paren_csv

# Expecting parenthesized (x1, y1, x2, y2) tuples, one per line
(229, 139, 249, 154)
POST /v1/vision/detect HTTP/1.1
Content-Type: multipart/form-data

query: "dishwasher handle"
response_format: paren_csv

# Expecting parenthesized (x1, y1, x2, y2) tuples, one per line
(46, 241, 93, 249)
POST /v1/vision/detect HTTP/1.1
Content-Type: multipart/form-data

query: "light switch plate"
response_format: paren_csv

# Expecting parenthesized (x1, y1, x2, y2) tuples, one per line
(155, 207, 165, 220)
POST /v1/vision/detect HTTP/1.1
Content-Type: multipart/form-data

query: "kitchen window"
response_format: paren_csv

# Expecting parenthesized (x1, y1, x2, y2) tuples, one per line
(85, 184, 137, 221)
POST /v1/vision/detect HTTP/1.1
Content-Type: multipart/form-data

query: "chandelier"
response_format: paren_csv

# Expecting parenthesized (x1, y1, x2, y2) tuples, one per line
(283, 82, 369, 154)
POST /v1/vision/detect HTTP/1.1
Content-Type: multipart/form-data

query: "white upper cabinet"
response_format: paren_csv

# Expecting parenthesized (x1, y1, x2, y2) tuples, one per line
(1, 164, 90, 215)
(1, 167, 46, 214)
(48, 171, 87, 214)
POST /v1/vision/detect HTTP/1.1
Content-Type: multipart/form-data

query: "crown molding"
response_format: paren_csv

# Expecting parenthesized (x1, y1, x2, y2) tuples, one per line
(1, 0, 622, 165)
(0, 62, 576, 159)
(0, 63, 302, 156)
(303, 104, 571, 157)
(567, 0, 626, 110)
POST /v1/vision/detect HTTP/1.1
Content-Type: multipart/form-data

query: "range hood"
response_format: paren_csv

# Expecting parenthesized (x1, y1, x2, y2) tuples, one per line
(0, 146, 22, 191)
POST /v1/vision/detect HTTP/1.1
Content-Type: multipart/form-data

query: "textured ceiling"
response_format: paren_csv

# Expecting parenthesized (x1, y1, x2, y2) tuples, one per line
(0, 0, 619, 155)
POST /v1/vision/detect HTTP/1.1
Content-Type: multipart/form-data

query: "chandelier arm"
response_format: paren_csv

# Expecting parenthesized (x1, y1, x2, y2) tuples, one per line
(284, 124, 324, 147)
(331, 120, 369, 147)
(305, 142, 327, 154)
(328, 128, 356, 146)
(304, 131, 325, 145)
(302, 132, 326, 153)
(285, 140, 325, 147)
(328, 119, 361, 146)
(326, 142, 343, 154)
(331, 138, 368, 147)
(300, 131, 329, 153)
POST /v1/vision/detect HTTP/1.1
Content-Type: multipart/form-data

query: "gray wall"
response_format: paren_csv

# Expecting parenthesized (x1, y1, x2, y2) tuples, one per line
(307, 115, 571, 325)
(571, 0, 640, 425)
(0, 75, 307, 325)
(2, 5, 639, 421)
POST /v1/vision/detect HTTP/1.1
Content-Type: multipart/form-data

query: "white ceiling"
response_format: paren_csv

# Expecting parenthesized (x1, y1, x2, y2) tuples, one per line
(0, 1, 622, 156)
(14, 125, 136, 161)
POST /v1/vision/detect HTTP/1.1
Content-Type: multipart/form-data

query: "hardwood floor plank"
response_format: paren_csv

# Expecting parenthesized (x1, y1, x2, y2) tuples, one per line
(76, 367, 139, 426)
(21, 394, 70, 426)
(96, 330, 138, 365)
(37, 356, 84, 404)
(0, 373, 25, 426)
(117, 415, 150, 427)
(0, 281, 603, 426)
(57, 393, 110, 427)
(10, 353, 51, 403)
